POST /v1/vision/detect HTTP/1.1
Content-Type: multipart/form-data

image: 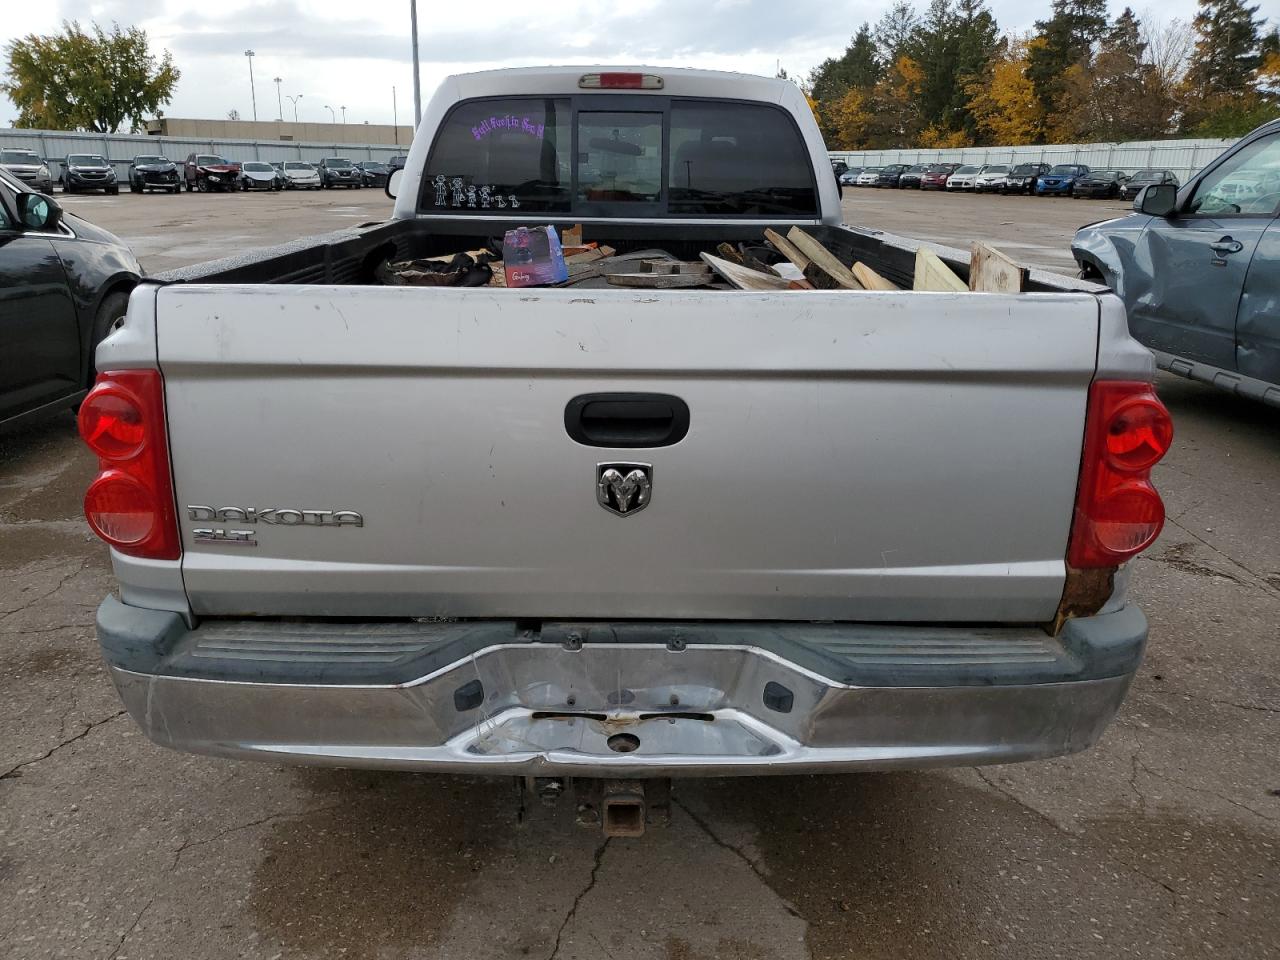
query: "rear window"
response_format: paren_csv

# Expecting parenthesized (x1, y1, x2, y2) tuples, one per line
(420, 96, 816, 217)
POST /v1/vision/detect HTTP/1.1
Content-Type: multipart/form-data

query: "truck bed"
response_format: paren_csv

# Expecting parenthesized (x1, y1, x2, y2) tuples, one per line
(154, 216, 1104, 296)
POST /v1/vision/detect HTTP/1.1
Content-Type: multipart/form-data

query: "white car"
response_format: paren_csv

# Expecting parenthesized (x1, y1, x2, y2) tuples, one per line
(239, 161, 280, 191)
(946, 165, 982, 190)
(282, 161, 321, 190)
(856, 167, 882, 186)
(974, 164, 1011, 193)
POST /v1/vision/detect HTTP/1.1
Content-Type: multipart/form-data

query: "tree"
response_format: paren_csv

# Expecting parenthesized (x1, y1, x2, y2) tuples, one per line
(874, 1, 923, 64)
(1182, 0, 1272, 133)
(808, 24, 881, 144)
(1026, 0, 1110, 117)
(826, 87, 874, 149)
(967, 37, 1046, 144)
(808, 25, 880, 103)
(2, 21, 178, 133)
(1053, 9, 1180, 141)
(227, 109, 241, 121)
(1184, 0, 1265, 97)
(865, 55, 928, 146)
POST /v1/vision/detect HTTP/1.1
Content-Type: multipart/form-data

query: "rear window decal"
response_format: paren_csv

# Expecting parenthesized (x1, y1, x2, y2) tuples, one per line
(431, 175, 519, 210)
(471, 115, 546, 141)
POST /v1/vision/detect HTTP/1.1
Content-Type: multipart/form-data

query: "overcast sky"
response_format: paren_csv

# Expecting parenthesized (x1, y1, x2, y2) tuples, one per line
(3, 0, 1217, 130)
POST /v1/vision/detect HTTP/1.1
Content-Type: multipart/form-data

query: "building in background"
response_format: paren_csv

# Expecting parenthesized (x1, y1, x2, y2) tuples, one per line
(144, 117, 414, 145)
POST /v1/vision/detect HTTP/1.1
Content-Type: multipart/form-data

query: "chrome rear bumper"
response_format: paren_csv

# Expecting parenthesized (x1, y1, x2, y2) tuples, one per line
(98, 598, 1144, 776)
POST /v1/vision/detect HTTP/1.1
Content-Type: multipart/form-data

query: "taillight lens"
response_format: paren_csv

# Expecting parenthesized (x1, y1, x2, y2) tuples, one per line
(1068, 381, 1173, 568)
(578, 72, 664, 90)
(78, 370, 180, 561)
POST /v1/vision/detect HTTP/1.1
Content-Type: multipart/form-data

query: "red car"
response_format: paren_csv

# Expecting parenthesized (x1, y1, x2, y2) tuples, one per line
(920, 163, 960, 191)
(183, 153, 239, 193)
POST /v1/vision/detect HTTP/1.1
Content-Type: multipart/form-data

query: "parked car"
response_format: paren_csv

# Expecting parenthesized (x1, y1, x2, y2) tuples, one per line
(0, 169, 139, 430)
(897, 164, 930, 189)
(0, 149, 53, 193)
(1073, 118, 1280, 407)
(974, 164, 1012, 193)
(128, 155, 181, 194)
(946, 164, 982, 190)
(320, 157, 362, 188)
(1121, 169, 1179, 200)
(831, 160, 848, 181)
(356, 161, 390, 188)
(1073, 169, 1130, 199)
(61, 154, 119, 194)
(855, 166, 882, 186)
(876, 163, 910, 188)
(183, 154, 238, 193)
(281, 161, 322, 190)
(920, 163, 960, 190)
(239, 161, 281, 192)
(86, 68, 1166, 818)
(1036, 164, 1090, 196)
(1005, 162, 1051, 195)
(388, 154, 409, 173)
(269, 162, 288, 188)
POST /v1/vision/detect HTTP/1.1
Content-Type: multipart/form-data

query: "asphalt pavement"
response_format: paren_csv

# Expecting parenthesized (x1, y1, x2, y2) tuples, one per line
(0, 187, 1276, 960)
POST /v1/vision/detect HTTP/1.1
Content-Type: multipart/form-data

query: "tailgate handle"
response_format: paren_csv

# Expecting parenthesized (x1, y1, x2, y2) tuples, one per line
(565, 393, 690, 448)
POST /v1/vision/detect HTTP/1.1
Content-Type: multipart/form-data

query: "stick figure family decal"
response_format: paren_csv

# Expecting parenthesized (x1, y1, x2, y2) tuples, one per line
(431, 174, 521, 210)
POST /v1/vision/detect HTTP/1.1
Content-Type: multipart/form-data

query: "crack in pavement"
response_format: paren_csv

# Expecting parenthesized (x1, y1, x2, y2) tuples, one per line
(105, 892, 156, 960)
(973, 768, 1180, 902)
(1136, 688, 1280, 716)
(1165, 518, 1280, 601)
(671, 796, 803, 920)
(0, 710, 126, 780)
(1133, 755, 1277, 825)
(546, 836, 611, 960)
(0, 558, 90, 621)
(170, 803, 349, 869)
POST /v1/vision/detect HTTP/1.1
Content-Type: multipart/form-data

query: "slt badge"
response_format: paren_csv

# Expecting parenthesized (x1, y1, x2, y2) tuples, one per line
(596, 463, 653, 517)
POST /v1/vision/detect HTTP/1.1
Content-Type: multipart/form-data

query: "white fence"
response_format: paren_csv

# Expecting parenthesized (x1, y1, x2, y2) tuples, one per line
(0, 127, 409, 181)
(829, 138, 1234, 184)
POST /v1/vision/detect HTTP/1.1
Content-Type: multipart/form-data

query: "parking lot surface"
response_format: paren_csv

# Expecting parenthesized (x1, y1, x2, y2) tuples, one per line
(1, 188, 1276, 960)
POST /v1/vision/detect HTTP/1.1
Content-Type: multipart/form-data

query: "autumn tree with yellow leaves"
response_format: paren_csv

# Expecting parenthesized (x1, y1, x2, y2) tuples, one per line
(804, 0, 1279, 149)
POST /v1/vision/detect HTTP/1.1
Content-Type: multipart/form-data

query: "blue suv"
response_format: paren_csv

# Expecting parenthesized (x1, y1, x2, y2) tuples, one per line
(1036, 164, 1090, 196)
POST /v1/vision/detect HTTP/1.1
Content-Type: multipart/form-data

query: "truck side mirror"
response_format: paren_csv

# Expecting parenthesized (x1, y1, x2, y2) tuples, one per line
(16, 192, 62, 232)
(1135, 183, 1177, 217)
(386, 168, 403, 200)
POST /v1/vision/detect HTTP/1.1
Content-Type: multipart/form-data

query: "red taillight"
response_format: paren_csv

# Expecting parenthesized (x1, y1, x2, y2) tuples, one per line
(579, 72, 664, 90)
(78, 370, 180, 561)
(1067, 381, 1173, 568)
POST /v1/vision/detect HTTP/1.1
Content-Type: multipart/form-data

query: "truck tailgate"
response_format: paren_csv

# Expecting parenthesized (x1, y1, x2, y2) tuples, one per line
(157, 284, 1098, 622)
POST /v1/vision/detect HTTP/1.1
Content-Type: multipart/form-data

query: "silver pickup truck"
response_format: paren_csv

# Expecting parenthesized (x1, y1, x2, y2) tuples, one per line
(83, 67, 1171, 829)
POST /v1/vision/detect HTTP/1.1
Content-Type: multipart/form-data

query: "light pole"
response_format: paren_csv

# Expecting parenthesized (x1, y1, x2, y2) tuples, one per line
(324, 104, 336, 123)
(244, 50, 257, 122)
(273, 77, 283, 121)
(286, 94, 302, 123)
(410, 0, 421, 126)
(340, 105, 347, 124)
(392, 86, 398, 144)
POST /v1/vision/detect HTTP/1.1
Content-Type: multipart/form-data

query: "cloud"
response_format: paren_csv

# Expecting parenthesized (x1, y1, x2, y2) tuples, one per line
(168, 0, 870, 65)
